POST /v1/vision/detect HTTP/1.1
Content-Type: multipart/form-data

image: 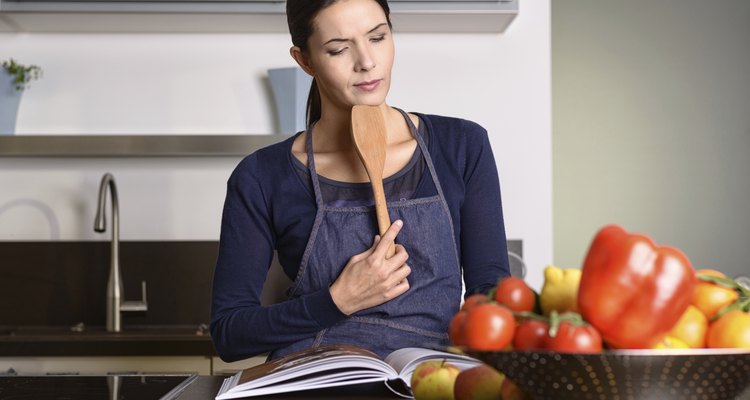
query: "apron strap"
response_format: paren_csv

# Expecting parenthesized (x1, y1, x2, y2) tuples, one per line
(305, 123, 326, 208)
(393, 108, 451, 208)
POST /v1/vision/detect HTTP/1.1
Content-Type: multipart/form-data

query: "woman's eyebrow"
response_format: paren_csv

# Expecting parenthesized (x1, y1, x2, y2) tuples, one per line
(367, 22, 389, 34)
(322, 22, 389, 46)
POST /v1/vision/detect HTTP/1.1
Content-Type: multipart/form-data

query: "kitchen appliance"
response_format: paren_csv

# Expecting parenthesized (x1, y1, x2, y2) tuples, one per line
(0, 374, 196, 400)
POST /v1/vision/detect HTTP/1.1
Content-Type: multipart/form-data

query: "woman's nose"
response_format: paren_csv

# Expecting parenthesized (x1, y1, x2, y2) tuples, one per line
(354, 45, 376, 72)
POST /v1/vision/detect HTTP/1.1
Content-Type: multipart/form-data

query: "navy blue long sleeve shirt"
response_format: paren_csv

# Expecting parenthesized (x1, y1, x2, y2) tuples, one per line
(210, 113, 509, 362)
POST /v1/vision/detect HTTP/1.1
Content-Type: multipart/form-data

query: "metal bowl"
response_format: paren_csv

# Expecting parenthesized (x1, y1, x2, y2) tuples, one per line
(465, 348, 750, 400)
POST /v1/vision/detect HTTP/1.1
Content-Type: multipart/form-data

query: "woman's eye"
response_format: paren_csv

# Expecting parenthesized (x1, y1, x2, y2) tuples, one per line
(328, 48, 346, 56)
(371, 35, 386, 42)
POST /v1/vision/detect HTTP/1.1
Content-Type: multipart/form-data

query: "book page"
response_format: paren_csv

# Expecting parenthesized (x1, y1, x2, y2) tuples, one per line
(237, 345, 383, 384)
(384, 347, 483, 385)
(215, 345, 483, 399)
(216, 345, 400, 399)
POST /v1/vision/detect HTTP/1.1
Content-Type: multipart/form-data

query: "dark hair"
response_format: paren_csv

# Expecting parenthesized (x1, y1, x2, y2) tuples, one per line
(286, 0, 392, 127)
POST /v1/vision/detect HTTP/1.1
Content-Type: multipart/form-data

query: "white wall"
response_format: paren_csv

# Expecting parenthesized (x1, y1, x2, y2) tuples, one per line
(552, 0, 750, 280)
(0, 1, 551, 289)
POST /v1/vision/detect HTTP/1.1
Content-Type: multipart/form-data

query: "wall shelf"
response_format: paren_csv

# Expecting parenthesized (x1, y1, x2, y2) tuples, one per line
(0, 0, 518, 33)
(0, 134, 290, 157)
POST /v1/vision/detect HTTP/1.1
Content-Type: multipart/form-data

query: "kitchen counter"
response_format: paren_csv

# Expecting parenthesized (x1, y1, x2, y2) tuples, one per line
(0, 325, 214, 357)
(5, 374, 749, 400)
(0, 375, 402, 399)
(177, 377, 401, 400)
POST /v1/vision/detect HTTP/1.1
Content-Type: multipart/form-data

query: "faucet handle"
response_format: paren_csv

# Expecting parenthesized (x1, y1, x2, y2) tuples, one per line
(121, 281, 148, 312)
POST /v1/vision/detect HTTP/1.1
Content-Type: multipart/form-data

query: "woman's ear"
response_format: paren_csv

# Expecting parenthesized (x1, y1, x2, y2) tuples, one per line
(290, 46, 314, 76)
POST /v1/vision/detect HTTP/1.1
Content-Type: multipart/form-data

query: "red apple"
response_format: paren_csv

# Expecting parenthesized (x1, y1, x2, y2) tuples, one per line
(410, 360, 461, 400)
(501, 376, 530, 400)
(454, 364, 504, 400)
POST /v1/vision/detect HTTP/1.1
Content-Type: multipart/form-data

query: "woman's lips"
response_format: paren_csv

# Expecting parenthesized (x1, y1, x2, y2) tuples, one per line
(354, 79, 381, 92)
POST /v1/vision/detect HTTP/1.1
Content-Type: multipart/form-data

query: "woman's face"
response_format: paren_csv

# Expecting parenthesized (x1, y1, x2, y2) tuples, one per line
(303, 0, 394, 112)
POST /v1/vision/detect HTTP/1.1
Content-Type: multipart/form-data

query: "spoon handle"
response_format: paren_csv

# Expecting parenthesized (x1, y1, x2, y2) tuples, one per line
(350, 104, 395, 258)
(370, 173, 395, 258)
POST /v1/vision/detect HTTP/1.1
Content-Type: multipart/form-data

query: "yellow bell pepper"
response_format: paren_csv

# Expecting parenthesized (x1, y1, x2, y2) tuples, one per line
(654, 336, 690, 349)
(540, 265, 582, 316)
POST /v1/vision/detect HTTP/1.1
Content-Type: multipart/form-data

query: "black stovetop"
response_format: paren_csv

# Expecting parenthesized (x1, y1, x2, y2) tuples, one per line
(0, 375, 195, 400)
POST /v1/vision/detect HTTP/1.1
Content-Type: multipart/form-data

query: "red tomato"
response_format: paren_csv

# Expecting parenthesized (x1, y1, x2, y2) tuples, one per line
(463, 303, 516, 351)
(544, 322, 603, 353)
(449, 311, 468, 346)
(461, 293, 490, 311)
(513, 319, 549, 350)
(494, 277, 535, 313)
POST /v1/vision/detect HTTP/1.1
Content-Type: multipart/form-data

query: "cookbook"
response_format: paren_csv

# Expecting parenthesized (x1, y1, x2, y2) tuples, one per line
(214, 345, 482, 399)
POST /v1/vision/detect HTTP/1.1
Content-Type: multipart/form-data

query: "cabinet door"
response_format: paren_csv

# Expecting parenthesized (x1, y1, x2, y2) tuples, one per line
(0, 0, 518, 33)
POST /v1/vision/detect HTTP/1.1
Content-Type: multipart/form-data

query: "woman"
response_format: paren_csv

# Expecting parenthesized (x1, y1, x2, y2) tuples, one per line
(210, 0, 509, 362)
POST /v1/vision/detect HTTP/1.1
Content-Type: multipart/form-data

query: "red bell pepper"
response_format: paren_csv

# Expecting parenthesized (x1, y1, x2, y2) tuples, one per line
(577, 224, 696, 349)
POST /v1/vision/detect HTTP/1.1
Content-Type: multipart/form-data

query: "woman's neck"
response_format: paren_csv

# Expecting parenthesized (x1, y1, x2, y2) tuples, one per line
(313, 112, 354, 153)
(313, 103, 394, 153)
(294, 102, 418, 182)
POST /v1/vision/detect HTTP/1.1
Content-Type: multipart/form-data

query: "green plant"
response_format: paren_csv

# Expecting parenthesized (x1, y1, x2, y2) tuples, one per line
(2, 58, 43, 91)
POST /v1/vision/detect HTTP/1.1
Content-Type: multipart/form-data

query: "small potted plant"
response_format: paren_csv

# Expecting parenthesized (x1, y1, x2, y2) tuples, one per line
(1, 58, 43, 134)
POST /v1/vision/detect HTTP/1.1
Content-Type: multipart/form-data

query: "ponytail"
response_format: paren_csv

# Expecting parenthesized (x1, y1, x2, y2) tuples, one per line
(306, 78, 322, 127)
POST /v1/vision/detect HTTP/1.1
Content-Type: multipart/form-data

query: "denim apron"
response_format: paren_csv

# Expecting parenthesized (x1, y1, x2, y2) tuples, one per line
(269, 109, 462, 360)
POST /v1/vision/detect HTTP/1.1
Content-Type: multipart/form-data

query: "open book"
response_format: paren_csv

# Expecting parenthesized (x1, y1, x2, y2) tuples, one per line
(215, 345, 482, 399)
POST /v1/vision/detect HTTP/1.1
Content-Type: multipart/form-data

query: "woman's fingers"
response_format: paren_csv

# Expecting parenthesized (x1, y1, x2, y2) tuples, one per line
(387, 244, 409, 268)
(382, 253, 411, 300)
(394, 263, 411, 285)
(332, 223, 412, 314)
(386, 264, 411, 298)
(373, 219, 403, 258)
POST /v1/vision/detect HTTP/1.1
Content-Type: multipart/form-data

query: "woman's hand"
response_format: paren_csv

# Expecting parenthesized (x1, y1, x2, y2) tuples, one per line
(329, 220, 411, 316)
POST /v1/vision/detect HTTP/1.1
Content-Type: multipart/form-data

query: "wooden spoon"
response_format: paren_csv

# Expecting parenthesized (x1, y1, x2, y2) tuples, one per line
(350, 105, 395, 257)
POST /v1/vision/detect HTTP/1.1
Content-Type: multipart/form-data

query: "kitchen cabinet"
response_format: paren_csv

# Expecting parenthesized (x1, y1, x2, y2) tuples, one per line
(0, 0, 518, 33)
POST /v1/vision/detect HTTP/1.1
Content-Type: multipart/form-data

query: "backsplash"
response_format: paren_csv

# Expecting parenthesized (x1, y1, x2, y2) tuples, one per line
(0, 239, 525, 328)
(0, 241, 217, 327)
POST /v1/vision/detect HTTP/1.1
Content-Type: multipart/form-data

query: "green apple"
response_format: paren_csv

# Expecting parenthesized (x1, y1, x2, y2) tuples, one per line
(453, 364, 504, 400)
(410, 360, 461, 400)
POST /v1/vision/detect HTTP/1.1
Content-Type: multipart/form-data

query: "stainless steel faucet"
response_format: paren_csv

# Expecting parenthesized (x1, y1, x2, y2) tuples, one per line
(94, 172, 148, 332)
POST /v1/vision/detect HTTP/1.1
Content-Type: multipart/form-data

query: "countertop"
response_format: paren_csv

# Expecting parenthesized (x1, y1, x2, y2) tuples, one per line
(181, 376, 749, 400)
(4, 374, 748, 400)
(0, 325, 214, 357)
(0, 375, 402, 400)
(177, 377, 401, 400)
